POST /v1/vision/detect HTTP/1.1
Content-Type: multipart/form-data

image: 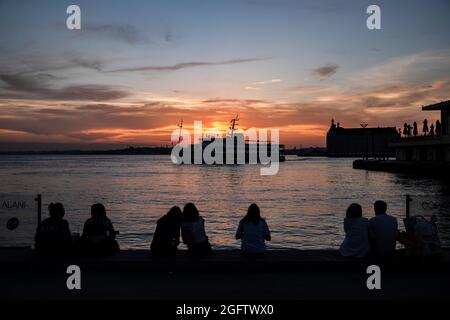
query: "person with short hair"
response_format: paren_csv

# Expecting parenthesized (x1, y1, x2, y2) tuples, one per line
(235, 203, 271, 254)
(35, 202, 72, 254)
(339, 203, 369, 258)
(369, 200, 398, 256)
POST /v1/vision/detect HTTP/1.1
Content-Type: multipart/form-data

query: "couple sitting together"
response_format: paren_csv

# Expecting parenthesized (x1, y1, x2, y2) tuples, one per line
(35, 202, 119, 255)
(340, 200, 398, 258)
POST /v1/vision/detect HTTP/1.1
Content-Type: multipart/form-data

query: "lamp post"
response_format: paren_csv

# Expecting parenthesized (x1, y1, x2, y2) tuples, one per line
(361, 122, 368, 160)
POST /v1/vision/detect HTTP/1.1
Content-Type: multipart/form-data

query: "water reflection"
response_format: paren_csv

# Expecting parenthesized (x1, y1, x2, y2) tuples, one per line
(0, 155, 449, 249)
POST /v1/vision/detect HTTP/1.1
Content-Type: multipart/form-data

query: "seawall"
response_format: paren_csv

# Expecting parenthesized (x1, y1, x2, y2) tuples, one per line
(1, 248, 450, 300)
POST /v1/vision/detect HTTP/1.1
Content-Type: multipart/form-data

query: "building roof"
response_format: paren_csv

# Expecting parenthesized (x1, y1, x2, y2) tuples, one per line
(329, 127, 399, 136)
(422, 100, 450, 111)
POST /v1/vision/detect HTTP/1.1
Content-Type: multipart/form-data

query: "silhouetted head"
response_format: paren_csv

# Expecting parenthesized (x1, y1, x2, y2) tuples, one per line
(48, 202, 65, 219)
(183, 203, 199, 221)
(374, 200, 387, 215)
(346, 203, 362, 219)
(167, 206, 182, 224)
(91, 203, 106, 219)
(243, 203, 263, 225)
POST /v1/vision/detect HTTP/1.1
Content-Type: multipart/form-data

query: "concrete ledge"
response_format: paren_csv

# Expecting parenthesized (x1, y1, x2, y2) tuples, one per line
(1, 248, 449, 272)
(2, 248, 450, 300)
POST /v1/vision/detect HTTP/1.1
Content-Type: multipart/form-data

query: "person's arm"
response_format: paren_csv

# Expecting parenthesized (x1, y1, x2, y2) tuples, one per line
(343, 219, 350, 234)
(181, 223, 192, 245)
(174, 227, 180, 246)
(63, 220, 72, 241)
(235, 221, 243, 240)
(263, 221, 271, 241)
(81, 220, 88, 239)
(106, 219, 116, 239)
(368, 221, 376, 248)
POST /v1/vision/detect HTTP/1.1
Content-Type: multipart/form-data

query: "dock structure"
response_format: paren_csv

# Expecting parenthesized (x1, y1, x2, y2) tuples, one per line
(353, 100, 450, 176)
(390, 101, 450, 162)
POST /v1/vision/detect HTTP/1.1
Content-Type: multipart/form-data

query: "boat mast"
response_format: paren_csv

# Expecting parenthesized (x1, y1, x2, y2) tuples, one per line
(229, 115, 239, 137)
(177, 119, 183, 143)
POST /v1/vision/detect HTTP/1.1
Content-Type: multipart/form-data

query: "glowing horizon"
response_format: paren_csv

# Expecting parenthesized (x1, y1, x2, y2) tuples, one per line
(1, 0, 449, 150)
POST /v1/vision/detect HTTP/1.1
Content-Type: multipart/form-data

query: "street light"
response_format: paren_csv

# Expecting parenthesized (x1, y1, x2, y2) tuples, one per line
(361, 122, 369, 160)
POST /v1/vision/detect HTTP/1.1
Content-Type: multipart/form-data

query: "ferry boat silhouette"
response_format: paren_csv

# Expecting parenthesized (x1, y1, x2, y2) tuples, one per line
(176, 116, 285, 165)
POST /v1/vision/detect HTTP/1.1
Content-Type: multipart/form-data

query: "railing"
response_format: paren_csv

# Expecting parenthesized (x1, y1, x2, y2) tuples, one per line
(391, 135, 443, 143)
(0, 193, 41, 247)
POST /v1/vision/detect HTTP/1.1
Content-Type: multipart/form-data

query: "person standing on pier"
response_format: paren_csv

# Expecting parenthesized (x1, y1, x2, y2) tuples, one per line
(430, 123, 435, 136)
(436, 120, 442, 136)
(368, 201, 398, 256)
(423, 119, 429, 136)
(413, 122, 418, 137)
(403, 123, 408, 137)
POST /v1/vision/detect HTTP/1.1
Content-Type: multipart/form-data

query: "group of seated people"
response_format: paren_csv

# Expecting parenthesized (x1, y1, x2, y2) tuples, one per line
(34, 199, 400, 258)
(151, 202, 271, 256)
(34, 201, 271, 256)
(35, 202, 119, 255)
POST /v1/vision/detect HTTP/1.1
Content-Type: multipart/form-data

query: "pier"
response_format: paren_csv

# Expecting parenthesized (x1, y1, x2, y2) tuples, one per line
(352, 159, 450, 178)
(352, 101, 450, 177)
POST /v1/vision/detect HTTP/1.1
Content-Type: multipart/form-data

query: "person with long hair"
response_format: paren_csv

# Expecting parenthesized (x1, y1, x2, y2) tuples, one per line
(151, 206, 183, 256)
(80, 203, 119, 254)
(235, 203, 271, 254)
(339, 203, 369, 258)
(181, 203, 211, 256)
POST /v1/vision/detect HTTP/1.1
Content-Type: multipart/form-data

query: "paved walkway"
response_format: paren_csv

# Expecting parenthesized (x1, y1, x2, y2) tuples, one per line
(1, 248, 449, 299)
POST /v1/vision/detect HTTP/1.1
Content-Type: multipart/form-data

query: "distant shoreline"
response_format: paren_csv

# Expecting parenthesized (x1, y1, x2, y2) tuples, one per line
(0, 146, 328, 156)
(0, 146, 173, 156)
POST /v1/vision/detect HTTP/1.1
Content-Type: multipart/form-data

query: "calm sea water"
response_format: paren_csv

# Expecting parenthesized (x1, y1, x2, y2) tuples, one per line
(1, 155, 449, 249)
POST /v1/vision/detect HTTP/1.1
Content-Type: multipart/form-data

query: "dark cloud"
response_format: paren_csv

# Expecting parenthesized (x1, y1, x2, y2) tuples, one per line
(108, 58, 270, 73)
(0, 74, 49, 93)
(68, 57, 103, 71)
(1, 78, 449, 146)
(54, 85, 129, 101)
(312, 64, 339, 80)
(0, 73, 129, 101)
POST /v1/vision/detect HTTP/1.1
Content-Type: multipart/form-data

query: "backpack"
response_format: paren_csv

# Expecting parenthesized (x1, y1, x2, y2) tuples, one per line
(403, 215, 441, 257)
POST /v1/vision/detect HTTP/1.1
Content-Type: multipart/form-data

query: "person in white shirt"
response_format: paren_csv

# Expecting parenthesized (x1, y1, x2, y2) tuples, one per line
(339, 203, 369, 258)
(181, 203, 211, 256)
(369, 200, 398, 256)
(235, 203, 271, 254)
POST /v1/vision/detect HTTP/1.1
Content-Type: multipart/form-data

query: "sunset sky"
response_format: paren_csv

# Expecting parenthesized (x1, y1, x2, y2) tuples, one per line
(1, 0, 449, 150)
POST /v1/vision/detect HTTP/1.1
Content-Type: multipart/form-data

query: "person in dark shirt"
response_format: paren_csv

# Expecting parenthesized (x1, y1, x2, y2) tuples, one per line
(181, 203, 211, 256)
(80, 203, 119, 255)
(151, 206, 182, 256)
(35, 202, 72, 255)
